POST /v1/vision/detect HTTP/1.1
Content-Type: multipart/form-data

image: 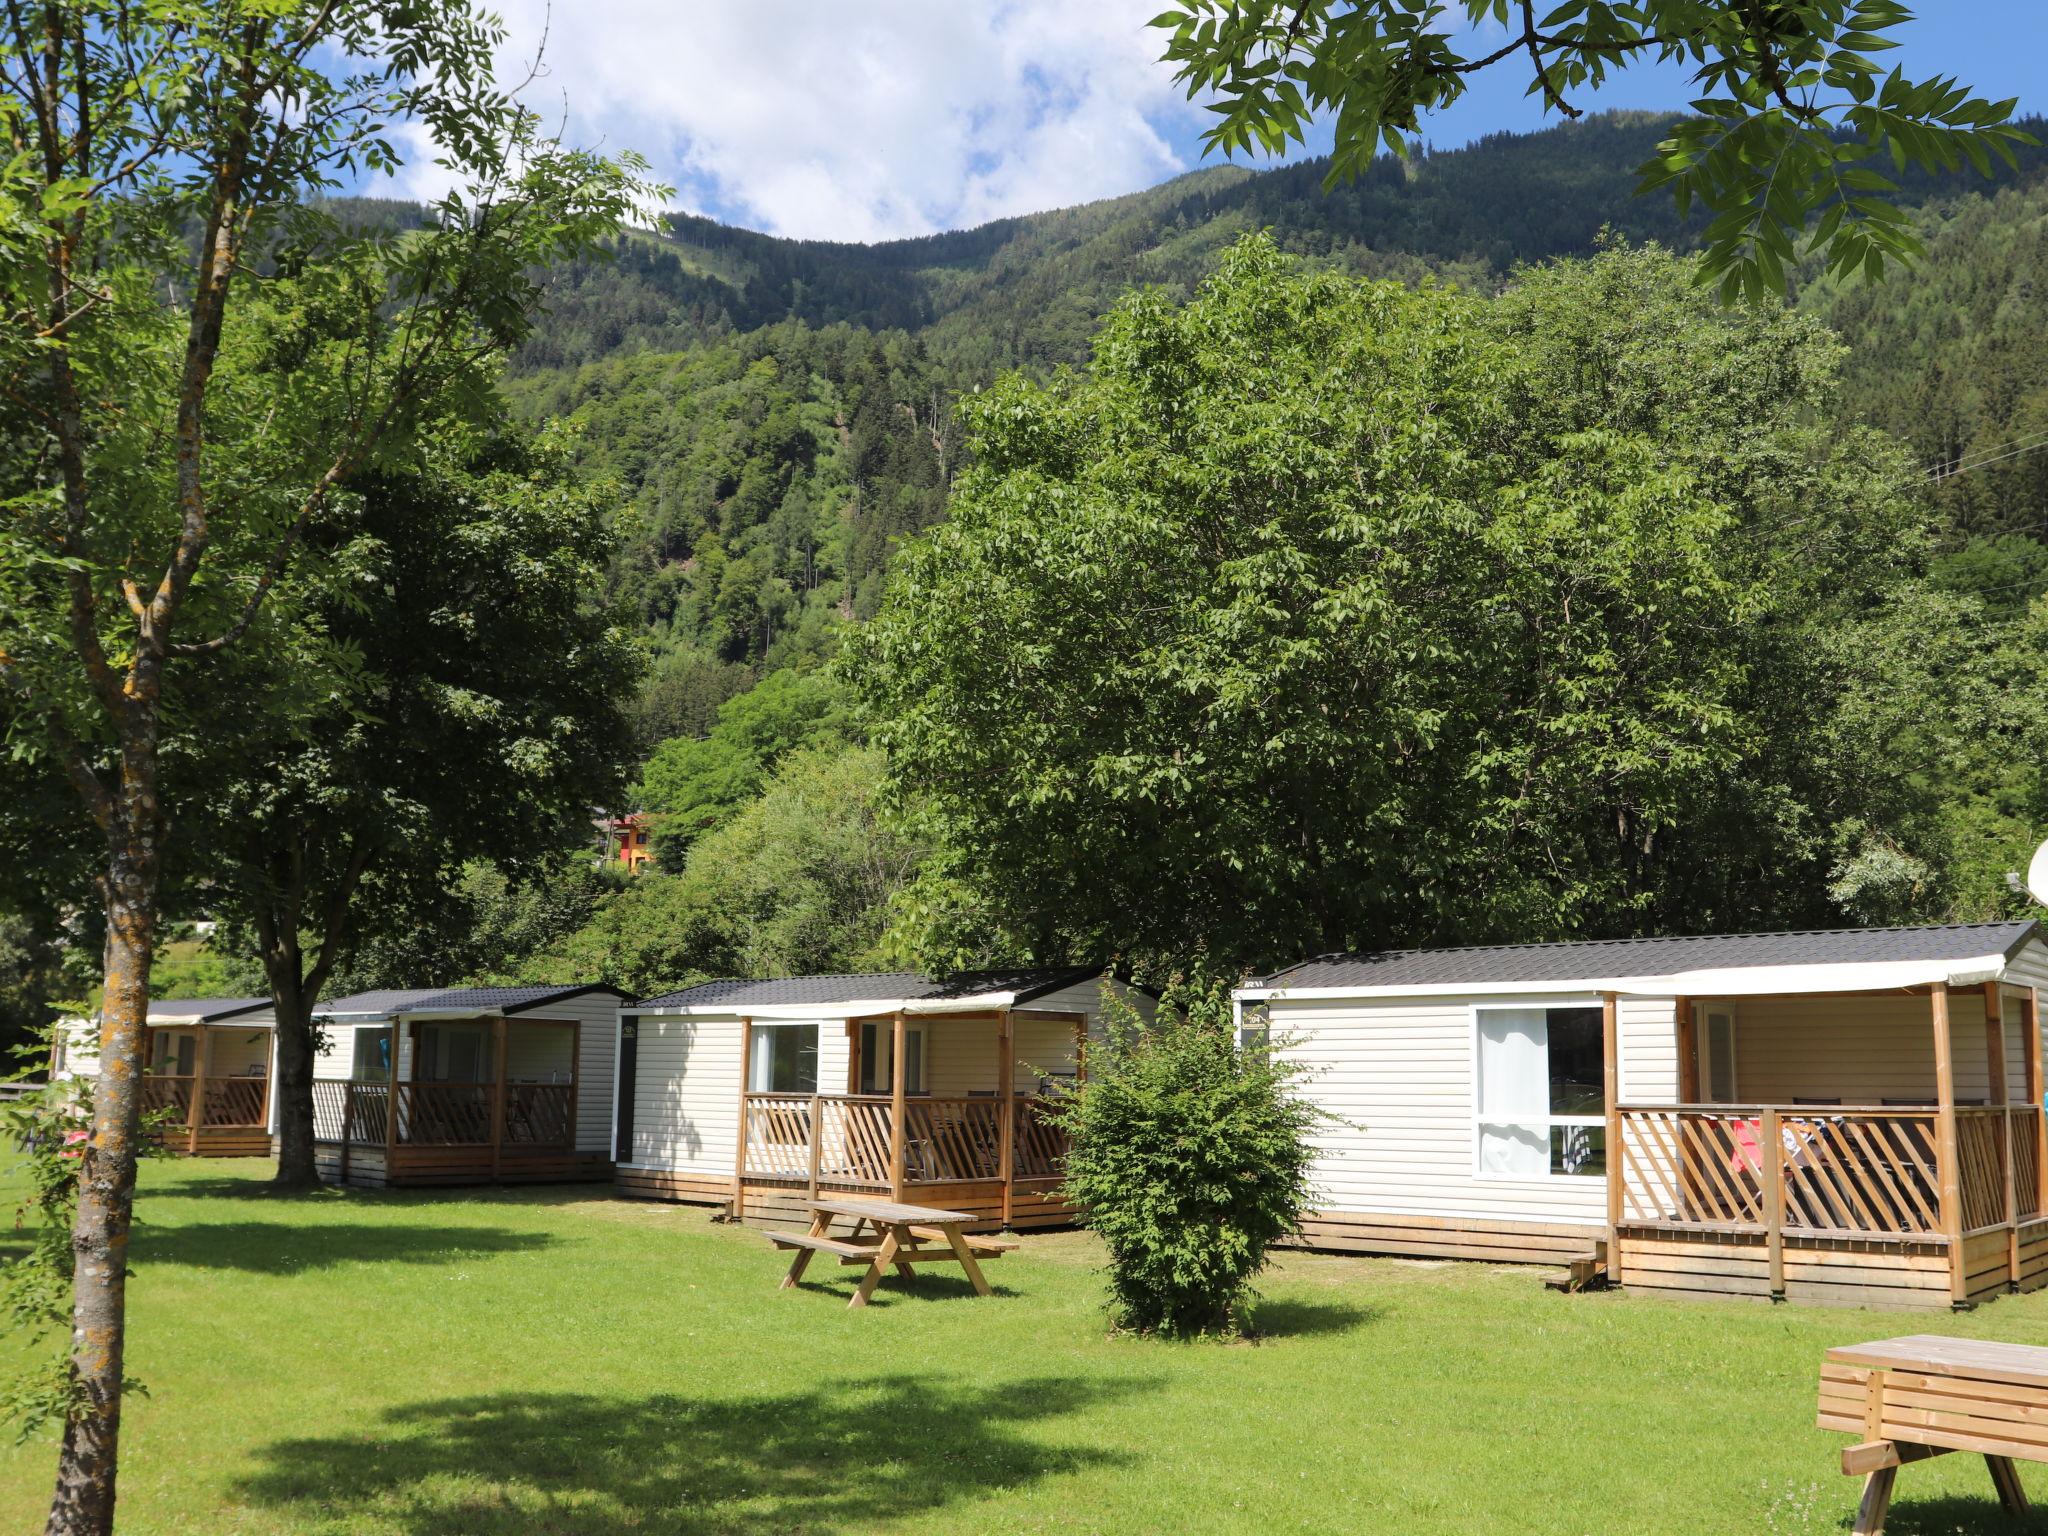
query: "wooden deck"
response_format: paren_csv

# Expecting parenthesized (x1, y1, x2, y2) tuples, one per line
(309, 1076, 606, 1189)
(728, 1092, 1080, 1232)
(1613, 1103, 2048, 1308)
(140, 1072, 272, 1158)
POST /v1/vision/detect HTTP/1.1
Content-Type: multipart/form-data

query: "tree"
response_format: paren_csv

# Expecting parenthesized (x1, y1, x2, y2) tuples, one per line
(636, 669, 851, 864)
(1052, 977, 1319, 1337)
(179, 426, 637, 1189)
(845, 236, 1926, 973)
(530, 744, 924, 996)
(1153, 0, 2035, 298)
(0, 8, 649, 1529)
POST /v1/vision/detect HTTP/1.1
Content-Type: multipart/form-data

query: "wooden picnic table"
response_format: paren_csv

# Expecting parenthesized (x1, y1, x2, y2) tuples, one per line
(1819, 1333, 2048, 1533)
(768, 1196, 1018, 1309)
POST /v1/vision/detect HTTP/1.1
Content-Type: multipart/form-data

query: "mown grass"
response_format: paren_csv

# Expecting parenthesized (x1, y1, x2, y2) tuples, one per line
(3, 1158, 2048, 1532)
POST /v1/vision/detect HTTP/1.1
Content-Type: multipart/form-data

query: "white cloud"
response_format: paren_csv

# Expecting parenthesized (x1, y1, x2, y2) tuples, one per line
(387, 1, 1209, 243)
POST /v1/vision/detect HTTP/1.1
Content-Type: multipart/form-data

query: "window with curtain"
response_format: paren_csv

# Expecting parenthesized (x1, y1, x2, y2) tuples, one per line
(751, 1024, 820, 1093)
(1475, 1005, 1606, 1177)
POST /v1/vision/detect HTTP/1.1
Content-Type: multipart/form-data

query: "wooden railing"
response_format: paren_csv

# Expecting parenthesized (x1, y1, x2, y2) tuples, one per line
(1620, 1105, 1946, 1239)
(202, 1077, 267, 1127)
(504, 1083, 574, 1146)
(141, 1073, 268, 1129)
(313, 1078, 573, 1148)
(1014, 1097, 1069, 1178)
(140, 1075, 194, 1120)
(395, 1081, 493, 1145)
(741, 1092, 1071, 1191)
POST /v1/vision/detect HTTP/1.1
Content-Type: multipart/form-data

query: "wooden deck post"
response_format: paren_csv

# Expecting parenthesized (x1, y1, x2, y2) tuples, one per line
(2028, 989, 2046, 1219)
(1933, 982, 1967, 1306)
(186, 1027, 210, 1155)
(1602, 992, 1623, 1285)
(567, 1018, 581, 1151)
(889, 1008, 908, 1200)
(488, 1015, 509, 1183)
(1762, 1105, 1786, 1298)
(806, 1092, 823, 1199)
(733, 1017, 753, 1221)
(1988, 983, 2020, 1288)
(1674, 997, 1698, 1103)
(998, 1007, 1016, 1229)
(386, 1024, 403, 1162)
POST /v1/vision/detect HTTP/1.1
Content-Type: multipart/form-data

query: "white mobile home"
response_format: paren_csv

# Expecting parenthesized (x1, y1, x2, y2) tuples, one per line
(1234, 921, 2048, 1310)
(301, 984, 626, 1187)
(614, 967, 1153, 1230)
(56, 998, 275, 1157)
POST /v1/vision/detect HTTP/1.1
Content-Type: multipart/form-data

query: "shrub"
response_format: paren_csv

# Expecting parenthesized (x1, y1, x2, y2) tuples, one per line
(1052, 977, 1319, 1337)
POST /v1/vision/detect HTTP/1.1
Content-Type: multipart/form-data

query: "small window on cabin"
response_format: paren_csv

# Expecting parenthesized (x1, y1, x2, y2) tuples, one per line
(1475, 1005, 1606, 1179)
(858, 1022, 926, 1094)
(1701, 1007, 1737, 1103)
(1238, 1026, 1271, 1058)
(751, 1024, 819, 1094)
(351, 1028, 391, 1081)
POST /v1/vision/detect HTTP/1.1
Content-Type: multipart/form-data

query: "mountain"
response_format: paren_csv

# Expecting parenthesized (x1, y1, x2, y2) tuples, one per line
(497, 110, 2048, 763)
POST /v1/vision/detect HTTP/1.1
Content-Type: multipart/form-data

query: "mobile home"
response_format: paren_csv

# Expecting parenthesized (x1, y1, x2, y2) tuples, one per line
(302, 984, 626, 1187)
(56, 998, 276, 1156)
(614, 967, 1153, 1230)
(1234, 921, 2048, 1309)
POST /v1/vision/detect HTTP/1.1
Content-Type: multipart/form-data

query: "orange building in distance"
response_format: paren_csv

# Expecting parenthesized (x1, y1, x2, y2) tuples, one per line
(598, 813, 655, 873)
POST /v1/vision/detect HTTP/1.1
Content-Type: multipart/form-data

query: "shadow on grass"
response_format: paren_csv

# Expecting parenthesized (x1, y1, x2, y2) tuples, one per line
(1246, 1296, 1384, 1338)
(784, 1266, 1023, 1305)
(1884, 1494, 2037, 1534)
(235, 1375, 1149, 1534)
(128, 1221, 555, 1274)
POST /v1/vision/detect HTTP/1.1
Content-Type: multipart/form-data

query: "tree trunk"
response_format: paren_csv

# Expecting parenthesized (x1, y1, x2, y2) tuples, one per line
(269, 980, 320, 1190)
(46, 839, 159, 1536)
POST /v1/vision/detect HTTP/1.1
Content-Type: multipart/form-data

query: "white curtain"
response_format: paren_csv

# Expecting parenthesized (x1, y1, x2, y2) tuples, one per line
(1478, 1008, 1549, 1176)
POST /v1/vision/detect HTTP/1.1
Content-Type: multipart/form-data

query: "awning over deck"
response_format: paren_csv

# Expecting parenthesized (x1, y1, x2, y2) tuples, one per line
(1236, 921, 2041, 1004)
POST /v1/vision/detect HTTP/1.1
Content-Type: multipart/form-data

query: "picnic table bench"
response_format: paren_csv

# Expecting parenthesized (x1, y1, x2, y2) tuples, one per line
(769, 1196, 1019, 1309)
(1819, 1333, 2047, 1533)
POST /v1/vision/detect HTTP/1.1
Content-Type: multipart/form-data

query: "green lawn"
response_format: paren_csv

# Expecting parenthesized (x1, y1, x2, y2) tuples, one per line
(4, 1160, 2048, 1533)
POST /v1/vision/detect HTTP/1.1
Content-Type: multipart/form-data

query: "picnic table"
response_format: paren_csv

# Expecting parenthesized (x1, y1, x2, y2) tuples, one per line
(768, 1196, 1018, 1309)
(1819, 1333, 2047, 1533)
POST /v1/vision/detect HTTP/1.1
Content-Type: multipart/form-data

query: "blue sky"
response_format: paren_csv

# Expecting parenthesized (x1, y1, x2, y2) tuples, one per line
(388, 2, 2048, 244)
(1153, 0, 2048, 169)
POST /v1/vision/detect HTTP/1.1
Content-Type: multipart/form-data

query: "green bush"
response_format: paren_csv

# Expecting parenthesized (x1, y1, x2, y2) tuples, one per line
(1052, 979, 1320, 1337)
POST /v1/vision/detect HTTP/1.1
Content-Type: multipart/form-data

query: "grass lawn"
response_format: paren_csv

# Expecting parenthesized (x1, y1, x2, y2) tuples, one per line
(5, 1161, 2048, 1533)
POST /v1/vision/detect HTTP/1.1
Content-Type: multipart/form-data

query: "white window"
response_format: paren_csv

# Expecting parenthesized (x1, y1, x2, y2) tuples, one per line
(751, 1024, 820, 1093)
(859, 1021, 925, 1094)
(351, 1028, 391, 1080)
(1700, 1005, 1737, 1103)
(1474, 1004, 1606, 1178)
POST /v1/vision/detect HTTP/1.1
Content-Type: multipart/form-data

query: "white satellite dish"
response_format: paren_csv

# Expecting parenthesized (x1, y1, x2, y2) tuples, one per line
(2028, 840, 2048, 907)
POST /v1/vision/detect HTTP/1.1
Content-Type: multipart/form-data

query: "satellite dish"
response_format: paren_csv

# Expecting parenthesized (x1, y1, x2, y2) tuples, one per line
(2028, 840, 2048, 907)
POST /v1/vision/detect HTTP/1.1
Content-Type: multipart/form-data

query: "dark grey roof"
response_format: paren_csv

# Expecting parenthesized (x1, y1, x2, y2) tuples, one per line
(1249, 922, 2042, 992)
(312, 985, 625, 1020)
(406, 984, 629, 1016)
(145, 998, 269, 1023)
(312, 988, 451, 1019)
(635, 967, 1104, 1011)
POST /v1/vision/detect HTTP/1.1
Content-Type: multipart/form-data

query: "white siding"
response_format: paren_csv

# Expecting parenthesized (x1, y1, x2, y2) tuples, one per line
(205, 1026, 271, 1079)
(623, 977, 1152, 1175)
(53, 1018, 97, 1079)
(1269, 993, 1612, 1227)
(627, 1012, 741, 1175)
(536, 993, 625, 1155)
(1619, 997, 1678, 1101)
(1731, 991, 2014, 1103)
